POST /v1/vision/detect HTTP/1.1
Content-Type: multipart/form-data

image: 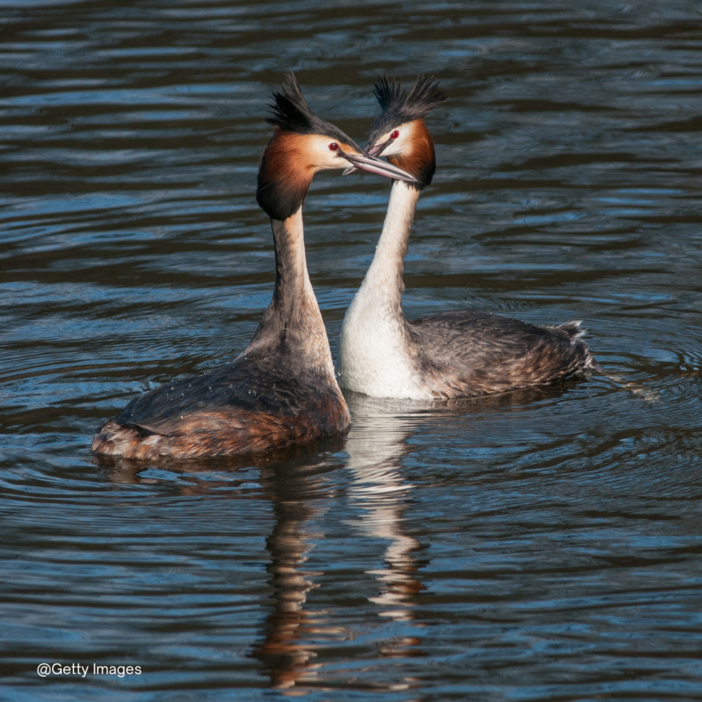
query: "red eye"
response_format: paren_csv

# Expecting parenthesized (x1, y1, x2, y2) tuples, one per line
(329, 142, 339, 151)
(390, 130, 399, 139)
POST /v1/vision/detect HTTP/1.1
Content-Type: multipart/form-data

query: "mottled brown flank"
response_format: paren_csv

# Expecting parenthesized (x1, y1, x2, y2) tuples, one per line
(387, 119, 436, 188)
(92, 397, 350, 461)
(406, 313, 595, 399)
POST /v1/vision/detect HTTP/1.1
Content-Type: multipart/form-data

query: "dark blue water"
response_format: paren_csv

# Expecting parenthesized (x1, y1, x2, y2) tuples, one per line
(2, 1, 702, 699)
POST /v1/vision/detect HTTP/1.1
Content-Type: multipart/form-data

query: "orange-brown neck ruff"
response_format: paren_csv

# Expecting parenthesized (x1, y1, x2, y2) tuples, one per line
(257, 130, 320, 221)
(387, 119, 436, 190)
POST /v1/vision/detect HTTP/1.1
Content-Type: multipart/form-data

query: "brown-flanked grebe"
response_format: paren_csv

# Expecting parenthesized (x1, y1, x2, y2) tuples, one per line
(339, 75, 596, 400)
(92, 74, 417, 460)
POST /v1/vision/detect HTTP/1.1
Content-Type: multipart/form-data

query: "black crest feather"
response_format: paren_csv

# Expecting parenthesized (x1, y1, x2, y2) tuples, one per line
(266, 73, 319, 132)
(404, 74, 447, 118)
(373, 74, 404, 113)
(265, 72, 355, 146)
(374, 74, 446, 121)
(369, 74, 446, 143)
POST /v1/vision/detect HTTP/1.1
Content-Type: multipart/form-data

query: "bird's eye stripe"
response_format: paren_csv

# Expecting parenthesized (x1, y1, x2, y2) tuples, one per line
(329, 142, 339, 151)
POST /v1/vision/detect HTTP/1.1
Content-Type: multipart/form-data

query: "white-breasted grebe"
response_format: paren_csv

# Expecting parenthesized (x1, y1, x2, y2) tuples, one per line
(92, 74, 417, 459)
(339, 75, 596, 400)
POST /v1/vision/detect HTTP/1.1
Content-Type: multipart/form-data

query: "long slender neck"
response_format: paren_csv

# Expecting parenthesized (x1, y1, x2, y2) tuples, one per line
(357, 180, 420, 309)
(270, 208, 315, 318)
(247, 208, 334, 376)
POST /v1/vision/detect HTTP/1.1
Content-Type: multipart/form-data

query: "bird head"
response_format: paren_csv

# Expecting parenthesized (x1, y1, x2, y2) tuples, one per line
(257, 74, 417, 221)
(363, 75, 447, 190)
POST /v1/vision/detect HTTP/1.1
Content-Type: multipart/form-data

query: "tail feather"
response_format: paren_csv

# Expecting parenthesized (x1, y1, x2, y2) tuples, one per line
(557, 320, 585, 339)
(92, 420, 160, 457)
(550, 320, 601, 373)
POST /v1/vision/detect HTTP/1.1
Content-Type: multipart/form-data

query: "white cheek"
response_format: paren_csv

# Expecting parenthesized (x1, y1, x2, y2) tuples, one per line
(325, 151, 346, 169)
(382, 139, 403, 157)
(312, 147, 337, 170)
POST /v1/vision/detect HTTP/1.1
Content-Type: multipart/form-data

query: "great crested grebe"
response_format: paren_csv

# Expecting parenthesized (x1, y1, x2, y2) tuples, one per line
(92, 74, 417, 460)
(339, 75, 596, 400)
